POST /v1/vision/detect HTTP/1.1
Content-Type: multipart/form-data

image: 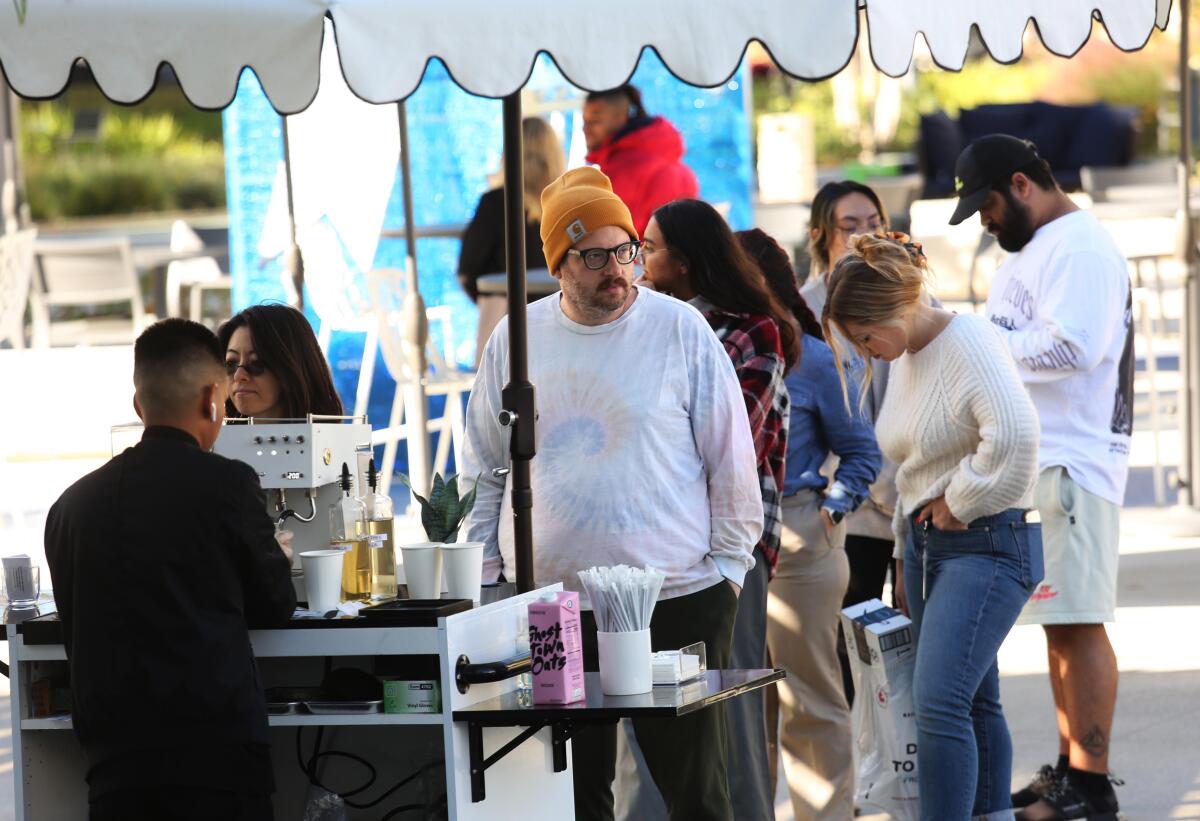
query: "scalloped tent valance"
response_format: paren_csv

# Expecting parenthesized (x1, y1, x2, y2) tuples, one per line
(0, 0, 1172, 115)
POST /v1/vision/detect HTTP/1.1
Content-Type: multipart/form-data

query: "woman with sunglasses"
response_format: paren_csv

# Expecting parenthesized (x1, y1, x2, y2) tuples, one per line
(217, 304, 343, 420)
(632, 197, 798, 821)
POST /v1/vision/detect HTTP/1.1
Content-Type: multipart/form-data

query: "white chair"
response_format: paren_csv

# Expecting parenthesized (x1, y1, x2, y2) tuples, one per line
(30, 237, 154, 347)
(0, 228, 37, 348)
(1081, 160, 1177, 204)
(368, 268, 475, 496)
(165, 219, 232, 322)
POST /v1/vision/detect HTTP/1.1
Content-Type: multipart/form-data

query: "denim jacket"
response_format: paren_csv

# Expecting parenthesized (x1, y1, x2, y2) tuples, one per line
(783, 334, 881, 515)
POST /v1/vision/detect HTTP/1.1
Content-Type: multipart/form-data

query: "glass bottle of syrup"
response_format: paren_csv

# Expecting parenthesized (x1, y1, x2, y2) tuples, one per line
(329, 462, 371, 602)
(364, 458, 397, 600)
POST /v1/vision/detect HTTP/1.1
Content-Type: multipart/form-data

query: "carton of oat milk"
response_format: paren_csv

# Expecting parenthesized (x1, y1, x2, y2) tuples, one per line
(527, 591, 586, 705)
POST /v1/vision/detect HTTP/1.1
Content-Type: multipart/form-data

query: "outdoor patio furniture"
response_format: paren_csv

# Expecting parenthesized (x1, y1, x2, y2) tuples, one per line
(1082, 159, 1179, 204)
(908, 198, 996, 306)
(165, 219, 232, 323)
(30, 236, 154, 347)
(0, 228, 37, 348)
(919, 102, 1138, 197)
(368, 268, 474, 497)
(474, 268, 559, 364)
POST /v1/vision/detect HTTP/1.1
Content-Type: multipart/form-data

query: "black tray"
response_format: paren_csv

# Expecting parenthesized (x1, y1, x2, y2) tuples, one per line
(359, 598, 472, 626)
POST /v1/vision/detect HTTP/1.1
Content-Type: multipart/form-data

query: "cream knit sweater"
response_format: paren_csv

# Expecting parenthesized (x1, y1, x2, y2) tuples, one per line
(876, 313, 1039, 558)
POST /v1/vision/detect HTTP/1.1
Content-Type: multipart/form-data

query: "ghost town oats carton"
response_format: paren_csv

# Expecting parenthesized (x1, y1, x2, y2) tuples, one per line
(527, 591, 586, 705)
(841, 598, 919, 820)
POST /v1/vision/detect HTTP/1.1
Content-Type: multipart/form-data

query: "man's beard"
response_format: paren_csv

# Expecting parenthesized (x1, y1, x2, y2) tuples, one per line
(560, 274, 630, 322)
(992, 188, 1037, 253)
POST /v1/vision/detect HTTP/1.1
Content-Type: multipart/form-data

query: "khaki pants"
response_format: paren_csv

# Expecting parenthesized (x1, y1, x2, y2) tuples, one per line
(767, 491, 854, 821)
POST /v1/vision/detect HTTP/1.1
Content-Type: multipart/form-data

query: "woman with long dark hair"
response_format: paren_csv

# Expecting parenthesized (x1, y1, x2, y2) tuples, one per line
(217, 304, 343, 420)
(739, 227, 880, 821)
(635, 198, 795, 820)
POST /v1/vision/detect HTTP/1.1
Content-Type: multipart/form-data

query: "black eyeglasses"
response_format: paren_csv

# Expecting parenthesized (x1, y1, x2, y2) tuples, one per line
(224, 360, 268, 377)
(566, 241, 642, 270)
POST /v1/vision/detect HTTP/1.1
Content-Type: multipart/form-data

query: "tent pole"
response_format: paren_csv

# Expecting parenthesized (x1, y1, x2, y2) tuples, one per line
(501, 92, 537, 592)
(280, 117, 305, 310)
(396, 100, 433, 499)
(1181, 0, 1197, 508)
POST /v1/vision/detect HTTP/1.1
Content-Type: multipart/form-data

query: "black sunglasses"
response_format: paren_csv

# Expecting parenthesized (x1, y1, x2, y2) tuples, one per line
(224, 359, 268, 377)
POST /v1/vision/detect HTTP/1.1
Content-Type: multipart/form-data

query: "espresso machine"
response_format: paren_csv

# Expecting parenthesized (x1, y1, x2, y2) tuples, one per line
(213, 415, 373, 599)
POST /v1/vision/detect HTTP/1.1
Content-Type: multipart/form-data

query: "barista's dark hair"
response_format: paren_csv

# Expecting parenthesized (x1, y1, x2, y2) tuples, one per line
(133, 318, 224, 417)
(585, 84, 646, 119)
(217, 303, 343, 419)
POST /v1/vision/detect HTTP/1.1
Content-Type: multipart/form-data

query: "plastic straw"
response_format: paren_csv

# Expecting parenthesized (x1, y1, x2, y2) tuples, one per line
(578, 565, 666, 632)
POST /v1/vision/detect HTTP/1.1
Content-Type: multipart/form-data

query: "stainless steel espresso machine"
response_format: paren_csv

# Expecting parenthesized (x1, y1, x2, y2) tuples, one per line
(213, 414, 373, 600)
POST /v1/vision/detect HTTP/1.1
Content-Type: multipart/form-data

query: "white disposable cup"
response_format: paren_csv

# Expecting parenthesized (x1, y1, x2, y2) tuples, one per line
(441, 541, 484, 602)
(299, 550, 344, 612)
(401, 542, 444, 600)
(597, 629, 653, 695)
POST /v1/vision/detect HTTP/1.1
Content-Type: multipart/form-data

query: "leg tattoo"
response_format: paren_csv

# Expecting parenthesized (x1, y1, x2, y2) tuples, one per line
(1080, 725, 1108, 758)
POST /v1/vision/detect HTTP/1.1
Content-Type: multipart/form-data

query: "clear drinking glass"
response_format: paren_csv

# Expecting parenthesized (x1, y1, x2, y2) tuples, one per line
(4, 565, 41, 607)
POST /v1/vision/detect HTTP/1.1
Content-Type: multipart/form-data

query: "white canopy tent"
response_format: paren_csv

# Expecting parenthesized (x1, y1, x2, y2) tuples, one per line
(0, 0, 1174, 588)
(0, 1, 1170, 113)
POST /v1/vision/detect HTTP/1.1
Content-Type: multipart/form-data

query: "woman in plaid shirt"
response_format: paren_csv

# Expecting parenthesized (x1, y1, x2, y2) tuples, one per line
(635, 198, 798, 820)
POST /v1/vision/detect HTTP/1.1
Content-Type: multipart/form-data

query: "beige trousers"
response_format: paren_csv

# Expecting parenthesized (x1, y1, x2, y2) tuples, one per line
(767, 491, 854, 821)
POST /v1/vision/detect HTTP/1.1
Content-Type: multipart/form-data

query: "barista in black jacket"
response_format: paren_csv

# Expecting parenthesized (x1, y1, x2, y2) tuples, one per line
(45, 318, 296, 821)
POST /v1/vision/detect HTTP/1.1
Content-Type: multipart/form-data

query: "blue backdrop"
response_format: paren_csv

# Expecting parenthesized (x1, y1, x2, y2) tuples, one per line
(223, 53, 753, 477)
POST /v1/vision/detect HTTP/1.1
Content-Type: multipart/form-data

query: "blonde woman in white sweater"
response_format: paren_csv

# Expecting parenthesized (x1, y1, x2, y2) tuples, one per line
(823, 234, 1044, 821)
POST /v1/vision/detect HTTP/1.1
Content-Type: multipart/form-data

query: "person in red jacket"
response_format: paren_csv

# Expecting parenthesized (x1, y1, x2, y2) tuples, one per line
(583, 85, 699, 234)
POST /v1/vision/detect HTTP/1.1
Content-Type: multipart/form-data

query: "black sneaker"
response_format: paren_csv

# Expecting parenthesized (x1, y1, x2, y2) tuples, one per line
(1013, 764, 1065, 809)
(1014, 777, 1121, 821)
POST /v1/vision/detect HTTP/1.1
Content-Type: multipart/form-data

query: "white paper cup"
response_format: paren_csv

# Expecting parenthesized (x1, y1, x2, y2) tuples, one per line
(597, 629, 653, 695)
(299, 550, 344, 612)
(441, 541, 484, 601)
(401, 542, 444, 600)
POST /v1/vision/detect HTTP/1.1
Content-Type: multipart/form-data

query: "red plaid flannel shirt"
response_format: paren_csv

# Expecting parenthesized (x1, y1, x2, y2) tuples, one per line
(699, 306, 790, 575)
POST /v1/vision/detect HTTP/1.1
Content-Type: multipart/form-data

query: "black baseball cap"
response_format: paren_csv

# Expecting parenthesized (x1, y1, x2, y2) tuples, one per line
(948, 135, 1041, 226)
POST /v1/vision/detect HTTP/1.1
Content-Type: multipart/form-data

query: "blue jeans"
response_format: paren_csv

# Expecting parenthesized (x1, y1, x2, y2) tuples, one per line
(904, 508, 1044, 821)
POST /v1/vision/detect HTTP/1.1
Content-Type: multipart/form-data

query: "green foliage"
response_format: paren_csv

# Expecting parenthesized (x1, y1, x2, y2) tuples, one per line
(24, 153, 225, 222)
(19, 104, 226, 221)
(399, 472, 480, 544)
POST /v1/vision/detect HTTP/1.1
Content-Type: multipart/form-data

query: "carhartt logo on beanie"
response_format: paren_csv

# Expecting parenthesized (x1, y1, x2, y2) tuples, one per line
(540, 167, 638, 271)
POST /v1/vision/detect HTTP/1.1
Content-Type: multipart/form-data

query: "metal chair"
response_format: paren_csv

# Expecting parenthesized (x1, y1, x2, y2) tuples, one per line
(0, 228, 37, 348)
(165, 220, 232, 323)
(30, 236, 154, 347)
(368, 268, 475, 496)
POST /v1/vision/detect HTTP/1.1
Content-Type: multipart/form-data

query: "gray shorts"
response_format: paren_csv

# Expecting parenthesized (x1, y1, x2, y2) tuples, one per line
(1017, 466, 1119, 625)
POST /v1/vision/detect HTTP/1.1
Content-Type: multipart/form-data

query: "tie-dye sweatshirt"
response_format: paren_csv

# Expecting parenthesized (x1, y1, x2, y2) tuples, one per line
(462, 286, 763, 605)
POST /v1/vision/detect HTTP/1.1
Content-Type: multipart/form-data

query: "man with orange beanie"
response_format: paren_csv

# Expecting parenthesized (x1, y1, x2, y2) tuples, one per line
(462, 167, 763, 821)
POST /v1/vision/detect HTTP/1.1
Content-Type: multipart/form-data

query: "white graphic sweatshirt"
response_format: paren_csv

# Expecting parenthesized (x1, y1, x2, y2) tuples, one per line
(985, 210, 1133, 505)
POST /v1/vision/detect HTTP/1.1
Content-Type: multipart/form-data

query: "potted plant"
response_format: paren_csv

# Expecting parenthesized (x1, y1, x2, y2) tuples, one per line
(398, 472, 479, 544)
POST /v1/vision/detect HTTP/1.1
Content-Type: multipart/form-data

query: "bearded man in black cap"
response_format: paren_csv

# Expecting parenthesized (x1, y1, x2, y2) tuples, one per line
(949, 135, 1132, 821)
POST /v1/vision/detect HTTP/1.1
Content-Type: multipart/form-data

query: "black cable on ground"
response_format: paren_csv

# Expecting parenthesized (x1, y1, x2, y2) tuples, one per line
(294, 726, 443, 811)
